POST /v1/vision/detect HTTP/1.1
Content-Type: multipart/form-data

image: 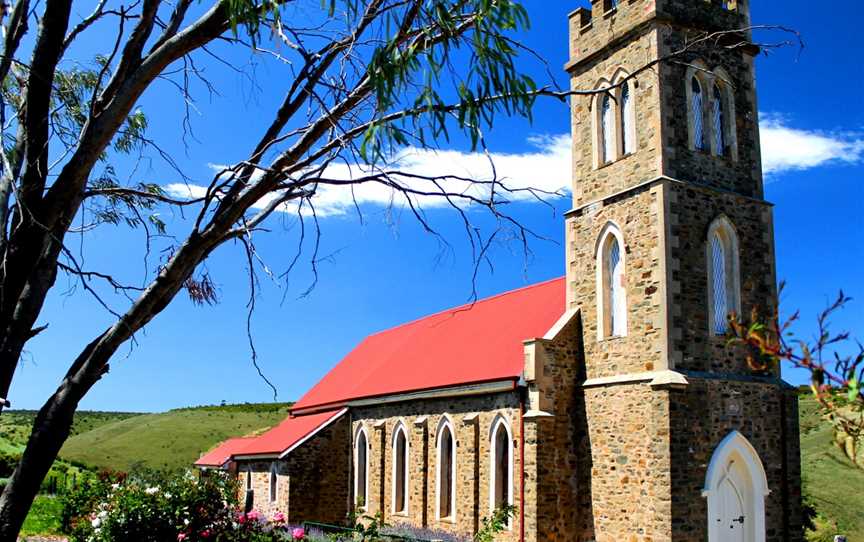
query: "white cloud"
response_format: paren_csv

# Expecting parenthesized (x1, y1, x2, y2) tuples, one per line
(760, 114, 864, 177)
(165, 134, 571, 218)
(163, 116, 862, 218)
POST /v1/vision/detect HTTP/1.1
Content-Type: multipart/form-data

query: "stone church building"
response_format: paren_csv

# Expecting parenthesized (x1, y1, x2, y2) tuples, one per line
(196, 1, 803, 540)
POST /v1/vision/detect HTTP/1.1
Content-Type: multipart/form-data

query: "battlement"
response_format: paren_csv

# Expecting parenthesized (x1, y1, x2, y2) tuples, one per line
(567, 0, 751, 70)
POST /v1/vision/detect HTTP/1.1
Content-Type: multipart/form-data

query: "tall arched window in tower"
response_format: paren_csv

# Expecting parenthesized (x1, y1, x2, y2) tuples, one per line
(707, 216, 741, 335)
(392, 423, 409, 515)
(269, 463, 278, 503)
(436, 418, 456, 520)
(691, 77, 706, 150)
(621, 82, 635, 155)
(354, 427, 369, 509)
(596, 224, 627, 339)
(712, 84, 726, 156)
(489, 416, 513, 517)
(601, 93, 615, 164)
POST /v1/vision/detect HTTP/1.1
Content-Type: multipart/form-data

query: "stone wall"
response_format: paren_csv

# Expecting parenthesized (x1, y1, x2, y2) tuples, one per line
(236, 414, 350, 524)
(666, 182, 779, 375)
(351, 393, 522, 541)
(566, 186, 667, 379)
(574, 382, 673, 542)
(568, 27, 662, 207)
(657, 24, 764, 198)
(668, 379, 803, 542)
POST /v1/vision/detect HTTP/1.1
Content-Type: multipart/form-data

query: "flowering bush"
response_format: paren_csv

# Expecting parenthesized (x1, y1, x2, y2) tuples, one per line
(60, 469, 304, 542)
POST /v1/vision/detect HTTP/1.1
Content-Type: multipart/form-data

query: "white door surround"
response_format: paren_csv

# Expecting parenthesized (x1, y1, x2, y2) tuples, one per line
(703, 431, 769, 542)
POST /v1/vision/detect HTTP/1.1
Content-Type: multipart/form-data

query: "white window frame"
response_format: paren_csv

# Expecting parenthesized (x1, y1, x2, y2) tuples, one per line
(435, 417, 457, 521)
(591, 78, 613, 168)
(488, 414, 514, 527)
(269, 462, 279, 503)
(706, 216, 741, 335)
(595, 222, 628, 340)
(708, 67, 738, 161)
(391, 422, 410, 515)
(611, 69, 636, 157)
(354, 425, 370, 510)
(685, 61, 709, 152)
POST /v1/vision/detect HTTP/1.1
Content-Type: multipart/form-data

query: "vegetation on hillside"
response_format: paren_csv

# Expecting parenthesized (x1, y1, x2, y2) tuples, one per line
(58, 404, 289, 473)
(800, 394, 864, 542)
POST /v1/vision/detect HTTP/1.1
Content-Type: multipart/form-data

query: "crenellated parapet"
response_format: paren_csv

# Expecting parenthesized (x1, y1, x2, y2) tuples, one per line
(567, 0, 752, 70)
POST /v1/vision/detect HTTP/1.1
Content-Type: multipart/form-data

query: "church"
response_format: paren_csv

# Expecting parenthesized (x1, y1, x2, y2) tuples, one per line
(195, 1, 803, 540)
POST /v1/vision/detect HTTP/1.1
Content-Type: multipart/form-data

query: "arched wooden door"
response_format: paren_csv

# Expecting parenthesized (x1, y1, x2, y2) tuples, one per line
(716, 463, 747, 541)
(704, 431, 768, 542)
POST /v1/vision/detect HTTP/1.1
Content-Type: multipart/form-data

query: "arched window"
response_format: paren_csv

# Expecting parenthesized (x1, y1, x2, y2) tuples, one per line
(392, 423, 409, 514)
(712, 84, 725, 156)
(691, 77, 706, 150)
(436, 419, 456, 520)
(355, 427, 369, 509)
(707, 217, 741, 335)
(269, 463, 278, 503)
(489, 416, 513, 517)
(620, 82, 635, 155)
(601, 93, 615, 164)
(596, 224, 627, 339)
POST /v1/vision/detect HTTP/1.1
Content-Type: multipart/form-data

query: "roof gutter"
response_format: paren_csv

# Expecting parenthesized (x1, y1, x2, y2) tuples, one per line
(343, 380, 517, 409)
(292, 379, 519, 416)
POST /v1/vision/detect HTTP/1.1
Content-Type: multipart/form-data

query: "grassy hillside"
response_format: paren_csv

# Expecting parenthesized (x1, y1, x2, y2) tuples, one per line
(799, 395, 864, 541)
(0, 410, 142, 451)
(59, 403, 291, 472)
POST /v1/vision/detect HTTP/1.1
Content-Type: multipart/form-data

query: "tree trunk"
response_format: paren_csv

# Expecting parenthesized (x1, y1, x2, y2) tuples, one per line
(0, 335, 105, 541)
(0, 233, 218, 539)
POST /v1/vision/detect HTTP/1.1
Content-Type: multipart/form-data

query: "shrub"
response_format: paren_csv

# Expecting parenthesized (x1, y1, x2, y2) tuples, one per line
(60, 469, 308, 542)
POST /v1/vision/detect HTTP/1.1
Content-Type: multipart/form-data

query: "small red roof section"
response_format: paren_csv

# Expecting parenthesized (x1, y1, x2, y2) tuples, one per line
(234, 408, 345, 457)
(195, 437, 255, 468)
(292, 277, 565, 414)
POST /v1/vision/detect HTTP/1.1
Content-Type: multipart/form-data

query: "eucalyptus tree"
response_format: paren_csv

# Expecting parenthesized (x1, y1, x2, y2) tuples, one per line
(0, 0, 550, 535)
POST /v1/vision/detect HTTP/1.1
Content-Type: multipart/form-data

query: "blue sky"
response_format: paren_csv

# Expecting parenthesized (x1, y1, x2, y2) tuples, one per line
(10, 0, 863, 412)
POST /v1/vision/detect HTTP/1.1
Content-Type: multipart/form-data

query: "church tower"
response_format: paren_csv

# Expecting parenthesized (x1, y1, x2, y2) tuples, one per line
(564, 1, 802, 540)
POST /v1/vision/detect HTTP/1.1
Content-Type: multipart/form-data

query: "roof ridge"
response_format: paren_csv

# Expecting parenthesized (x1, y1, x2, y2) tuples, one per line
(365, 276, 565, 338)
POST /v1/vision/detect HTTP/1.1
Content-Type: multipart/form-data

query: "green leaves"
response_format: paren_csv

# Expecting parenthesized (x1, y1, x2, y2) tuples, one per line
(362, 0, 533, 162)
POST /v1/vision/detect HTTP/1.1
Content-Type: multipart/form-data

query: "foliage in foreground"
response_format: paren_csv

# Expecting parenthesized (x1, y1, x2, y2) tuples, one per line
(60, 469, 514, 542)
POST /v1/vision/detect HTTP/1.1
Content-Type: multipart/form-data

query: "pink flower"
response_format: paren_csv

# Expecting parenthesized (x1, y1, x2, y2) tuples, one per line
(272, 511, 286, 523)
(246, 510, 261, 521)
(292, 527, 305, 540)
(201, 529, 211, 538)
(177, 534, 188, 541)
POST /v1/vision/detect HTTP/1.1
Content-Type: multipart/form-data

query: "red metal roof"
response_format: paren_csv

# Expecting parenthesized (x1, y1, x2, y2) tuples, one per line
(292, 277, 565, 413)
(233, 408, 345, 457)
(194, 437, 256, 468)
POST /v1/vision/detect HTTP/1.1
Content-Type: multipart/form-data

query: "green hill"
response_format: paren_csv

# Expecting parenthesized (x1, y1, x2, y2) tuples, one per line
(58, 403, 291, 472)
(799, 395, 864, 541)
(0, 410, 142, 452)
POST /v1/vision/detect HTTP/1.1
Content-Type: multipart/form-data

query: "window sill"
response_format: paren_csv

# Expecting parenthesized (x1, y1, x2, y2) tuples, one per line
(595, 151, 636, 171)
(598, 334, 628, 343)
(392, 511, 409, 518)
(438, 516, 457, 524)
(603, 7, 617, 18)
